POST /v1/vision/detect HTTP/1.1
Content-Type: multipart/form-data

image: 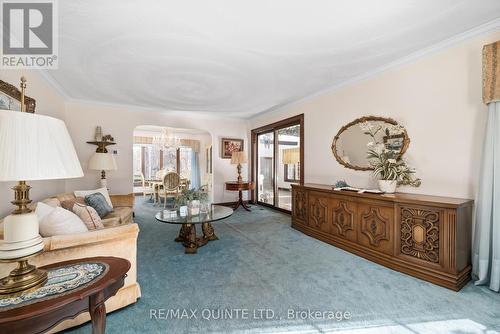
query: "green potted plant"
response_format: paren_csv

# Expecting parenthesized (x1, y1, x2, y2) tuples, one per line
(361, 122, 421, 193)
(175, 186, 209, 216)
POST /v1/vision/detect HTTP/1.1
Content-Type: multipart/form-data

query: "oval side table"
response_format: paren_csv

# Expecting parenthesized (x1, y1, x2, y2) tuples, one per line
(0, 256, 130, 334)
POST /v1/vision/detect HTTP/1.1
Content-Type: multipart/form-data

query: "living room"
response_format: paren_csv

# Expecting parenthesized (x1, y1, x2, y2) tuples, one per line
(1, 1, 500, 333)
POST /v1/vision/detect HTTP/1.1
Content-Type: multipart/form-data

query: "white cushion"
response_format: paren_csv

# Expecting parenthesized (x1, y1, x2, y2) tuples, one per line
(74, 187, 113, 208)
(39, 207, 88, 237)
(35, 202, 56, 221)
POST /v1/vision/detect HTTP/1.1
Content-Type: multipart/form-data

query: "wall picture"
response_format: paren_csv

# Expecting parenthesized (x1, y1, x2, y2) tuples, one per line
(0, 79, 36, 112)
(221, 138, 243, 159)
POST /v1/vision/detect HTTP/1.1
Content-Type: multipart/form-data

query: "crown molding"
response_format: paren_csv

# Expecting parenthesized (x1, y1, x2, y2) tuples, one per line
(64, 97, 248, 121)
(36, 69, 71, 100)
(249, 18, 500, 120)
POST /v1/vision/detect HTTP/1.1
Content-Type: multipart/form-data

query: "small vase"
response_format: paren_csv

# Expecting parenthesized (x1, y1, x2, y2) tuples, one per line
(200, 200, 210, 214)
(378, 180, 397, 193)
(188, 200, 200, 216)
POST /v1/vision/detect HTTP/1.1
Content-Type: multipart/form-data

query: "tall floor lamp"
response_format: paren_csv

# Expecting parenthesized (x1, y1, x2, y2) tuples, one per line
(0, 78, 83, 295)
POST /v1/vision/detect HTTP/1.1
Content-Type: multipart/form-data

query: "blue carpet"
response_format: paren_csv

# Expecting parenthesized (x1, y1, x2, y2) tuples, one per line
(64, 198, 500, 334)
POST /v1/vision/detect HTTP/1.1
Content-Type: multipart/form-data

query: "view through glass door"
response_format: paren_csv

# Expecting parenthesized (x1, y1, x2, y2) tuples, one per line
(253, 115, 303, 212)
(257, 132, 274, 205)
(277, 124, 300, 210)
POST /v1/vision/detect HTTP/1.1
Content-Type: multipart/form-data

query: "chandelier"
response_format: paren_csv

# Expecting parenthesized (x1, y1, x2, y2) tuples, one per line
(152, 128, 181, 149)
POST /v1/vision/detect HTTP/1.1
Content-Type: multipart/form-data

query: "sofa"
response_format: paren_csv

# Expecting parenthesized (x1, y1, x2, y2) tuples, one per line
(0, 192, 141, 333)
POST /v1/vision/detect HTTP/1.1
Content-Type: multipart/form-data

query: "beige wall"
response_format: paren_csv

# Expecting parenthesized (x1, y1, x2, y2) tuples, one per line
(2, 29, 498, 218)
(249, 30, 500, 199)
(0, 71, 67, 217)
(62, 101, 248, 203)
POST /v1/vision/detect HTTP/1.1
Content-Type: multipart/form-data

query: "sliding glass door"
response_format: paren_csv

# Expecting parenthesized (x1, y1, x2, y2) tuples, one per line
(257, 132, 274, 205)
(252, 115, 304, 212)
(277, 124, 300, 210)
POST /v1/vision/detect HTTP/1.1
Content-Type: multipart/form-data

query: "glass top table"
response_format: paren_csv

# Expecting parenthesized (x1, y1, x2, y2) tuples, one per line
(155, 205, 233, 254)
(155, 205, 233, 224)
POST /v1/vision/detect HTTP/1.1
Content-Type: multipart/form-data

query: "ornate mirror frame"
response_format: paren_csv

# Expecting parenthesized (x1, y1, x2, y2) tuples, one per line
(331, 115, 410, 171)
(0, 79, 36, 113)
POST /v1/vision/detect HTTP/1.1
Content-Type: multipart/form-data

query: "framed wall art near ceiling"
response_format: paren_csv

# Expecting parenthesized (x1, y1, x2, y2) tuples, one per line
(0, 79, 36, 112)
(221, 138, 243, 159)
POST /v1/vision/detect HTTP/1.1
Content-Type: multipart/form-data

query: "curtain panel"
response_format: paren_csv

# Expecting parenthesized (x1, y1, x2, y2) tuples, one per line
(473, 101, 500, 292)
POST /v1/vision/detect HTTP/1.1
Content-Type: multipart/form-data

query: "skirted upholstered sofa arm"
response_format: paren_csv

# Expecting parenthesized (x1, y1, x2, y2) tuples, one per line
(42, 223, 139, 251)
(110, 193, 135, 208)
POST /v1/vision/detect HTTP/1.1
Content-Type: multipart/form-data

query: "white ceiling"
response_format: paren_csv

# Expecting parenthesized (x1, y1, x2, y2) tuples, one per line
(47, 0, 500, 118)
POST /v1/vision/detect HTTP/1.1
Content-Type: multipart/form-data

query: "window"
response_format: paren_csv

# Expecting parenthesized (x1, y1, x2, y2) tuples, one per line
(179, 147, 192, 179)
(163, 148, 177, 172)
(284, 163, 300, 182)
(133, 144, 192, 181)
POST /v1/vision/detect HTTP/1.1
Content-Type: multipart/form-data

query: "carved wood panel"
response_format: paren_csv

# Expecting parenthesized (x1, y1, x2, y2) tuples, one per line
(293, 190, 307, 221)
(400, 207, 440, 263)
(310, 197, 327, 228)
(331, 200, 355, 238)
(358, 205, 393, 255)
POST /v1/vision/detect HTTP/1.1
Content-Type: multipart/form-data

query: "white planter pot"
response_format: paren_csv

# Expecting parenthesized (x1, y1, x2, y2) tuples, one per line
(189, 200, 200, 216)
(378, 180, 397, 193)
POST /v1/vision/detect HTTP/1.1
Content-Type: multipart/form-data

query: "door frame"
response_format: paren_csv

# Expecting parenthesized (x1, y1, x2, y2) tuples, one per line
(251, 114, 304, 213)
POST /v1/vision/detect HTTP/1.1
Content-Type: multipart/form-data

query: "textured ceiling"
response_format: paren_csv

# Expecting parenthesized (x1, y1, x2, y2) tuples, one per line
(47, 0, 500, 118)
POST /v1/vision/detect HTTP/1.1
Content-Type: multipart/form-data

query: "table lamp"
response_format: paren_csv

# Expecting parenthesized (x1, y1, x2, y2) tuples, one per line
(0, 78, 83, 295)
(282, 147, 300, 180)
(231, 151, 247, 183)
(88, 152, 117, 188)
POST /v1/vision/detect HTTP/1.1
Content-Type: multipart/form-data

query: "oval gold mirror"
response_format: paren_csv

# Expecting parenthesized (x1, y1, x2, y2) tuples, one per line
(331, 116, 410, 171)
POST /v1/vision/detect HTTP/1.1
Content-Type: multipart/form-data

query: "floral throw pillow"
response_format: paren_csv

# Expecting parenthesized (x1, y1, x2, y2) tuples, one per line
(84, 193, 113, 218)
(72, 203, 104, 230)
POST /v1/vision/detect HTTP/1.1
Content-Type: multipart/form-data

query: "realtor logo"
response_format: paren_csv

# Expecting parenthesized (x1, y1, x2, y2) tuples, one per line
(1, 0, 58, 68)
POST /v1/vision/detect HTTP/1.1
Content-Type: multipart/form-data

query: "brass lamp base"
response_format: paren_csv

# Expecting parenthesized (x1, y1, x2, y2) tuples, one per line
(0, 252, 47, 296)
(236, 163, 242, 183)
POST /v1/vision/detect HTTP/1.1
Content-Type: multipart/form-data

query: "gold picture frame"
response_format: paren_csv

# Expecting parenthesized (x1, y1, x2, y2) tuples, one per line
(221, 138, 243, 159)
(0, 79, 36, 113)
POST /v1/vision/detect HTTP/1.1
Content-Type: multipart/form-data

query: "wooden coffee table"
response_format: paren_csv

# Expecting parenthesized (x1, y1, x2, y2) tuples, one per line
(0, 256, 130, 334)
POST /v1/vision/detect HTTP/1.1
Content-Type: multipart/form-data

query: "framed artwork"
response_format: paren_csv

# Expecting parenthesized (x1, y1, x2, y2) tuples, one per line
(383, 133, 405, 151)
(0, 79, 36, 112)
(221, 138, 243, 159)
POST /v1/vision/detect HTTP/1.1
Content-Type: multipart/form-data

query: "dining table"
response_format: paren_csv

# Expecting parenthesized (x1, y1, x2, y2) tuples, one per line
(146, 179, 163, 203)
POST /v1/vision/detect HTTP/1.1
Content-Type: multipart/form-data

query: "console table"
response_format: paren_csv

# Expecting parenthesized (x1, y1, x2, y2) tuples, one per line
(225, 181, 255, 211)
(0, 256, 130, 334)
(291, 184, 473, 290)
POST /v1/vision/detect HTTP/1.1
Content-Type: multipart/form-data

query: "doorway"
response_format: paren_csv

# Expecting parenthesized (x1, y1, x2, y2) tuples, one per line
(251, 114, 304, 212)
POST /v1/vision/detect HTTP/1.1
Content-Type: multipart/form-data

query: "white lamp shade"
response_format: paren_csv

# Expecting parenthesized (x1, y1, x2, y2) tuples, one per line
(0, 110, 83, 181)
(88, 152, 117, 171)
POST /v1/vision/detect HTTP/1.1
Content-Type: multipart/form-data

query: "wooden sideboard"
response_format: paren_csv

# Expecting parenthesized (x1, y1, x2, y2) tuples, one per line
(291, 183, 473, 291)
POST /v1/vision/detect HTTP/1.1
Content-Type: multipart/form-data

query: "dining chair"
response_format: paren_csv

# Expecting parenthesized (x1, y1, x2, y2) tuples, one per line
(159, 172, 181, 208)
(179, 178, 191, 190)
(140, 172, 154, 199)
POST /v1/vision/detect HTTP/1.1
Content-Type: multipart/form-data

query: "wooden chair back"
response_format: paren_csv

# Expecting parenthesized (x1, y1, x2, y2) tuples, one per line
(163, 172, 181, 191)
